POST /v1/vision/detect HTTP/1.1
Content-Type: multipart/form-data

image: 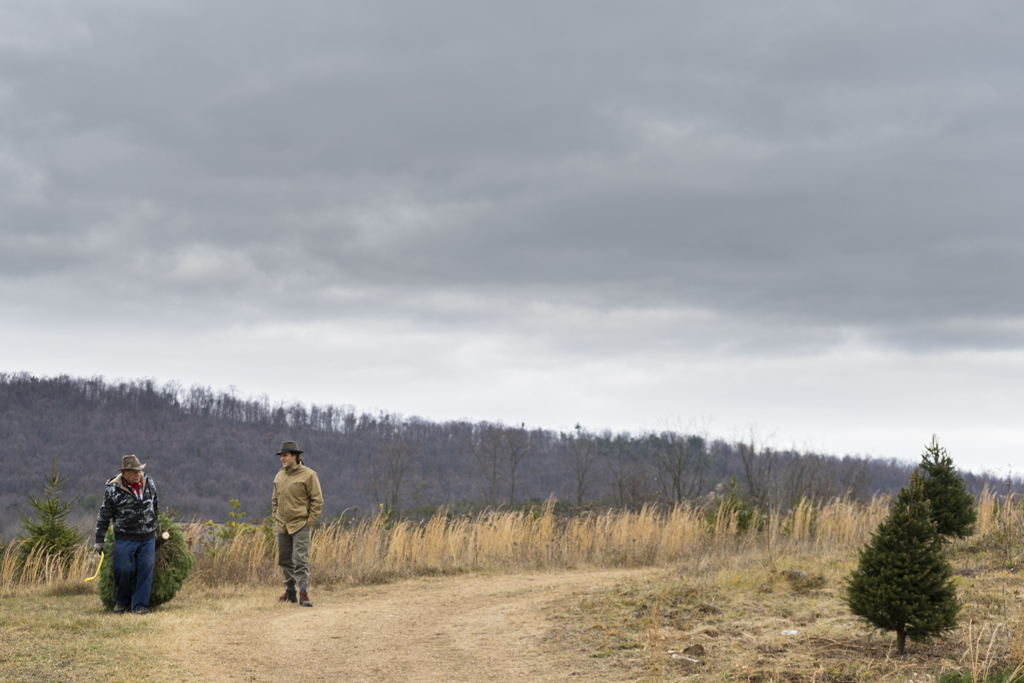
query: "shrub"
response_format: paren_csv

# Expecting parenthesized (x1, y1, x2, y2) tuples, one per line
(705, 476, 765, 533)
(780, 568, 825, 593)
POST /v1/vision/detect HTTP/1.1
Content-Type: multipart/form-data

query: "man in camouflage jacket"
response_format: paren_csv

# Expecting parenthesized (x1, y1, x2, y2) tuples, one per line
(95, 454, 160, 614)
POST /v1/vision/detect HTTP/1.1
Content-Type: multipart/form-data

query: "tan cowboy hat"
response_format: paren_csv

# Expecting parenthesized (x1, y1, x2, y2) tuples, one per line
(120, 455, 146, 471)
(276, 440, 304, 455)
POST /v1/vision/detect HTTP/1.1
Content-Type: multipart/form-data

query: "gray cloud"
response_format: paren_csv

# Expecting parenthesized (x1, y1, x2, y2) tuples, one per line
(4, 0, 1024, 466)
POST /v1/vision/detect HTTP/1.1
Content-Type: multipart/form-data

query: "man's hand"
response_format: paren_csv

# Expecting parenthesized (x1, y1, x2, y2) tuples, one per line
(94, 542, 104, 554)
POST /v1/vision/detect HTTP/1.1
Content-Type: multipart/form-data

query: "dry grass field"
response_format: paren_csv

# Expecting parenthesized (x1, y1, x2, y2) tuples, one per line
(3, 491, 1024, 682)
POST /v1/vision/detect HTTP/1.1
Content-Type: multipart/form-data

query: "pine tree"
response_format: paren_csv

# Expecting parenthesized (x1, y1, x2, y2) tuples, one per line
(845, 470, 958, 655)
(919, 435, 976, 539)
(15, 458, 86, 568)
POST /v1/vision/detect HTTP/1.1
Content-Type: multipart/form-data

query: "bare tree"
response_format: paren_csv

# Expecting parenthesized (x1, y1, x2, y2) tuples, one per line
(468, 423, 503, 507)
(563, 424, 602, 506)
(650, 431, 709, 505)
(776, 448, 871, 507)
(383, 442, 418, 515)
(504, 424, 533, 507)
(738, 428, 778, 506)
(367, 421, 419, 517)
(778, 448, 835, 507)
(606, 436, 657, 508)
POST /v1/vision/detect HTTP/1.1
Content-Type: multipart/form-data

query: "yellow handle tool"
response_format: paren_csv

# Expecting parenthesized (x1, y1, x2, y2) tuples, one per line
(85, 551, 104, 582)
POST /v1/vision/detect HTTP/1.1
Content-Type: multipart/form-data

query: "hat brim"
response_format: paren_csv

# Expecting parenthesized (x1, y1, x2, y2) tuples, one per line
(276, 450, 304, 456)
(120, 464, 146, 471)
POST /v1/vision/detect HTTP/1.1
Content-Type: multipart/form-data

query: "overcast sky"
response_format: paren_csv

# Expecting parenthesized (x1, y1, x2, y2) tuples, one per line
(2, 0, 1023, 472)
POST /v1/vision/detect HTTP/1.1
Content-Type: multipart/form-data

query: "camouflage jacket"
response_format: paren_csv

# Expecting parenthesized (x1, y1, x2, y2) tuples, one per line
(94, 473, 160, 543)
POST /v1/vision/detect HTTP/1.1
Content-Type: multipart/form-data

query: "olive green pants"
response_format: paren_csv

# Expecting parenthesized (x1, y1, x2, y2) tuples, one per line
(276, 525, 310, 589)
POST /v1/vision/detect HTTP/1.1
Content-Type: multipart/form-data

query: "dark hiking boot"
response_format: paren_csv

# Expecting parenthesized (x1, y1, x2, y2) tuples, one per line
(279, 589, 297, 604)
(299, 590, 313, 607)
(113, 603, 128, 614)
(133, 606, 150, 615)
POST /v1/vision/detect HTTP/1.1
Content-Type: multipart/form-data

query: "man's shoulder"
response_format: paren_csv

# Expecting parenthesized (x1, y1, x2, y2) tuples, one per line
(103, 476, 128, 502)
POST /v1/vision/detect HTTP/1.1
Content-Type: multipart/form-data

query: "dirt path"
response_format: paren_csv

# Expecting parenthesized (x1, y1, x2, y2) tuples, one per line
(157, 568, 652, 683)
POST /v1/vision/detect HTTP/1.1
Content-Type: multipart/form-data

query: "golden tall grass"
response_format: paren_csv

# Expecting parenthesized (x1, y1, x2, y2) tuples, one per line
(0, 491, 980, 594)
(185, 495, 893, 587)
(0, 541, 96, 598)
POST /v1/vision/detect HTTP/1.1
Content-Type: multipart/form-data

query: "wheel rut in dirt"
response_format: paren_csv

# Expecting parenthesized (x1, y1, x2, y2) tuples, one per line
(163, 569, 646, 683)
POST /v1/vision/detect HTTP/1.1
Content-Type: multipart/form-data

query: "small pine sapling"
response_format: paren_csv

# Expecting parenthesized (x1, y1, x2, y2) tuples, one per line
(15, 458, 86, 568)
(845, 470, 959, 655)
(919, 435, 976, 539)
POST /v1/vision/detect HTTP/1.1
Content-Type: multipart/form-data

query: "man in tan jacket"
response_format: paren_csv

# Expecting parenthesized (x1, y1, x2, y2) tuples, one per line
(272, 440, 323, 607)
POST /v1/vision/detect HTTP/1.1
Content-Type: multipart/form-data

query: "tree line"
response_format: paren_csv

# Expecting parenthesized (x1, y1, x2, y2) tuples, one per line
(1, 372, 1018, 536)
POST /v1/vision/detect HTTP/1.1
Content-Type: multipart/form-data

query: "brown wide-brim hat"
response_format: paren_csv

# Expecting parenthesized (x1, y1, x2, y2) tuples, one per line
(120, 454, 146, 471)
(276, 440, 304, 456)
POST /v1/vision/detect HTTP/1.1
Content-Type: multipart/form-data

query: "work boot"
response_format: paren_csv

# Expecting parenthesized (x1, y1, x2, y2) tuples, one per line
(299, 590, 313, 607)
(278, 589, 297, 603)
(133, 606, 150, 615)
(113, 603, 128, 614)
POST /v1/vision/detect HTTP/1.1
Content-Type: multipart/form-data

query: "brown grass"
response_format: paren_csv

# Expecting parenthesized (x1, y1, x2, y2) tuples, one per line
(554, 543, 1024, 682)
(6, 494, 1024, 682)
(0, 495, 897, 596)
(0, 541, 99, 598)
(0, 590, 154, 682)
(175, 495, 892, 587)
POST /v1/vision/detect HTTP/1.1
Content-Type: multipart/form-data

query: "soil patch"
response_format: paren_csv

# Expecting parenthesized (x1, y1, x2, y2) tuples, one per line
(156, 568, 651, 682)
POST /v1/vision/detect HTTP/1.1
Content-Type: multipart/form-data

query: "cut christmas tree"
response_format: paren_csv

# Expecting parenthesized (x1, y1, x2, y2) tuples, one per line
(99, 512, 194, 610)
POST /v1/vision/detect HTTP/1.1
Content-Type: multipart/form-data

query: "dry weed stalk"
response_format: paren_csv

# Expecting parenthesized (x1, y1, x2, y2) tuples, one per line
(1011, 608, 1024, 666)
(958, 616, 1024, 683)
(0, 540, 21, 596)
(964, 621, 1002, 682)
(977, 486, 998, 537)
(640, 594, 667, 682)
(973, 487, 1024, 569)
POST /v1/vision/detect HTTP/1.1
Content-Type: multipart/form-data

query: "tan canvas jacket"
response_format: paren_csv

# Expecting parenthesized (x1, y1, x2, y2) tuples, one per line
(272, 463, 324, 534)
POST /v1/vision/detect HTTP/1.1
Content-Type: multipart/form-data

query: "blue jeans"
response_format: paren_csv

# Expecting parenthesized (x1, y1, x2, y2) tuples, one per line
(112, 537, 155, 612)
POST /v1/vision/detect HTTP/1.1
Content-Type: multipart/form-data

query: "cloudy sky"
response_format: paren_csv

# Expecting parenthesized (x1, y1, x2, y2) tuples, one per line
(2, 0, 1023, 471)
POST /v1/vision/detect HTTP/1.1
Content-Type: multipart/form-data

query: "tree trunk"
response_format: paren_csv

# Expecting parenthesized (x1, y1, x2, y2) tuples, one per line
(896, 628, 907, 655)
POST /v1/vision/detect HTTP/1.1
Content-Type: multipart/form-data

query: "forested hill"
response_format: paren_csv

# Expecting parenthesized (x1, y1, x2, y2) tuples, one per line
(0, 372, 1011, 537)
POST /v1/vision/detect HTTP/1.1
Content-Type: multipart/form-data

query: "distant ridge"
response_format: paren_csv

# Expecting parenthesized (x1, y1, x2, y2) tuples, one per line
(1, 372, 1013, 537)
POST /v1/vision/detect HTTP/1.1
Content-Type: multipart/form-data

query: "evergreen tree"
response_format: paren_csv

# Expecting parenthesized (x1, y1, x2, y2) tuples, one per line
(919, 435, 976, 539)
(845, 470, 958, 655)
(99, 512, 194, 610)
(15, 458, 86, 568)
